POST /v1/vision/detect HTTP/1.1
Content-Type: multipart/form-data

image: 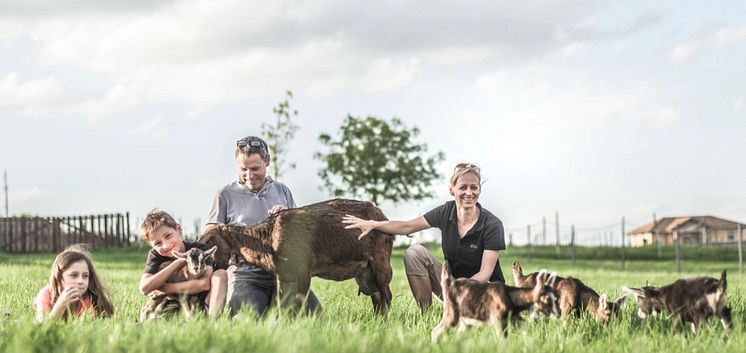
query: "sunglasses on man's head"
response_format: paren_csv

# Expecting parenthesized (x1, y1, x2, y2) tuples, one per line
(237, 137, 266, 150)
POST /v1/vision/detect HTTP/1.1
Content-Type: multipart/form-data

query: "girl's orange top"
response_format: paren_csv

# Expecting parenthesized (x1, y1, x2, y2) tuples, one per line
(32, 286, 97, 318)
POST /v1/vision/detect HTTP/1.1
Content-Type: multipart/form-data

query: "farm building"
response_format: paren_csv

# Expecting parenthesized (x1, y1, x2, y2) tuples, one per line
(628, 215, 745, 247)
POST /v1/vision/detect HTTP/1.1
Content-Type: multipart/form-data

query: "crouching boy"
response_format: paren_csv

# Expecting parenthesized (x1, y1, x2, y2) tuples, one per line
(138, 209, 227, 318)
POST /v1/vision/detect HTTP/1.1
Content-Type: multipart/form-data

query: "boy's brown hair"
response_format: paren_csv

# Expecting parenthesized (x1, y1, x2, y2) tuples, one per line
(140, 209, 179, 242)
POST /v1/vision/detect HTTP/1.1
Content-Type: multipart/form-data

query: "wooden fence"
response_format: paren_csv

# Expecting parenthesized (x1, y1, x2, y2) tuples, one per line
(0, 213, 132, 253)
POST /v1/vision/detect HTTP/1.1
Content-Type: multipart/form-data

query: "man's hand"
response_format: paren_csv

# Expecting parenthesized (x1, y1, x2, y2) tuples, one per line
(268, 204, 288, 216)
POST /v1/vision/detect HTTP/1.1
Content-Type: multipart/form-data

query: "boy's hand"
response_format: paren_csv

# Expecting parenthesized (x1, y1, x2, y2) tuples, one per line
(147, 289, 167, 299)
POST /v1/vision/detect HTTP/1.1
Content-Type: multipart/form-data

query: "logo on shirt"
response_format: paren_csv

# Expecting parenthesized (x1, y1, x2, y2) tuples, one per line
(469, 243, 478, 249)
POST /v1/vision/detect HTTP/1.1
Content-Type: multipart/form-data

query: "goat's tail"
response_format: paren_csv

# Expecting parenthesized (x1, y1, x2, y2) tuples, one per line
(441, 261, 453, 291)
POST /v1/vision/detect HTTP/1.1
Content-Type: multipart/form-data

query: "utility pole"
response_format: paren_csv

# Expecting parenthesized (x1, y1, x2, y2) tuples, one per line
(3, 169, 8, 217)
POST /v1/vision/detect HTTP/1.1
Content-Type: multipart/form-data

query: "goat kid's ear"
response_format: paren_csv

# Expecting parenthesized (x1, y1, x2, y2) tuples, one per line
(599, 294, 609, 309)
(622, 286, 644, 298)
(547, 272, 558, 286)
(204, 246, 217, 257)
(172, 251, 186, 259)
(614, 295, 628, 306)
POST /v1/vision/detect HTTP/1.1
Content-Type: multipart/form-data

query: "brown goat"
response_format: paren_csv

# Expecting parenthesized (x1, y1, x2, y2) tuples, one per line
(622, 270, 731, 334)
(431, 263, 560, 342)
(198, 199, 394, 314)
(139, 246, 217, 321)
(512, 261, 625, 327)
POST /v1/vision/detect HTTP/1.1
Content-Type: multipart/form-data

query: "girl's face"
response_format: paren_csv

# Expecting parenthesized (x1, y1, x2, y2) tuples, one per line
(450, 172, 481, 209)
(62, 260, 89, 293)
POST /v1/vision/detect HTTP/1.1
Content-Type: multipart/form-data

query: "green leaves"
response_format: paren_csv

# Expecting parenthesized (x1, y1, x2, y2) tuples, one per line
(261, 90, 300, 179)
(315, 115, 445, 205)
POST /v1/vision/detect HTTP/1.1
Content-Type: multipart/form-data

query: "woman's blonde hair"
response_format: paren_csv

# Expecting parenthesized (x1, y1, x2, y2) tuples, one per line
(48, 244, 114, 319)
(449, 163, 482, 187)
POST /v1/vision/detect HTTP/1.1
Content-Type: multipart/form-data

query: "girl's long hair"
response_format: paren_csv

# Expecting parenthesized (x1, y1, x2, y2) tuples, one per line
(48, 244, 115, 319)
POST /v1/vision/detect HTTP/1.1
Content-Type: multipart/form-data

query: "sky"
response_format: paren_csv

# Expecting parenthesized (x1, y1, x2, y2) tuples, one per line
(1, 0, 744, 245)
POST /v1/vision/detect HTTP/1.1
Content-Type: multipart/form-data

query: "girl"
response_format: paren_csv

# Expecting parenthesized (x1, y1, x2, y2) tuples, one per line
(33, 245, 115, 321)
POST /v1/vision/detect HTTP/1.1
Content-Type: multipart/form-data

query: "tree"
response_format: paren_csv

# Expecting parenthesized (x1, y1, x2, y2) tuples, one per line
(315, 115, 445, 205)
(261, 90, 300, 179)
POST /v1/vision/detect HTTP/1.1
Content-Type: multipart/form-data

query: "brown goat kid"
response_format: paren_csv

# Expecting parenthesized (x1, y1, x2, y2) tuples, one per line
(139, 246, 217, 321)
(622, 270, 732, 334)
(512, 261, 626, 327)
(431, 263, 560, 342)
(198, 199, 395, 314)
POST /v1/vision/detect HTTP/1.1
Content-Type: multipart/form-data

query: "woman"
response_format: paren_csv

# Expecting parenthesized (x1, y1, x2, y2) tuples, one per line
(343, 163, 505, 313)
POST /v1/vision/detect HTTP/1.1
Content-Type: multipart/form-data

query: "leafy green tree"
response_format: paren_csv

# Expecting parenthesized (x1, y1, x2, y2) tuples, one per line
(315, 115, 445, 205)
(261, 90, 300, 179)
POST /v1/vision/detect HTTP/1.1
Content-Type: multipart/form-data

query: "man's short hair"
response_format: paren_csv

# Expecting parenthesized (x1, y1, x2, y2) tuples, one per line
(235, 135, 270, 162)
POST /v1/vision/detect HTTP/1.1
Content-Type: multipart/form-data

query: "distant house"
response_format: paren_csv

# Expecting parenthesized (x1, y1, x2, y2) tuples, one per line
(628, 216, 745, 247)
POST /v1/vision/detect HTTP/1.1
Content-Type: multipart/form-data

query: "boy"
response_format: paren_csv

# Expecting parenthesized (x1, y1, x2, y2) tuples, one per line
(138, 209, 227, 318)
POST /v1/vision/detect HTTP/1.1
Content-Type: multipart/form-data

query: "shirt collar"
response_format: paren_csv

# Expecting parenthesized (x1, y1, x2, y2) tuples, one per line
(448, 202, 486, 233)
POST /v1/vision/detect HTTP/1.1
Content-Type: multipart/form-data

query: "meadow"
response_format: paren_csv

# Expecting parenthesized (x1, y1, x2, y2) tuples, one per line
(0, 244, 743, 353)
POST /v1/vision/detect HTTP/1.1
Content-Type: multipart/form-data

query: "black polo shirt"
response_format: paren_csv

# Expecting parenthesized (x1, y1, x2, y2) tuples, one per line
(143, 241, 212, 275)
(424, 201, 506, 282)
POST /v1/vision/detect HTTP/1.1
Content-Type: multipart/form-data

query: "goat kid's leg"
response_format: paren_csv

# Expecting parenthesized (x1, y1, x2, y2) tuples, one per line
(431, 304, 458, 343)
(720, 306, 733, 334)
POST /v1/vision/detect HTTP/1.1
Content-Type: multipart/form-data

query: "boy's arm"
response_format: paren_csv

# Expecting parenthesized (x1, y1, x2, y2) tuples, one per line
(139, 258, 187, 295)
(158, 266, 214, 295)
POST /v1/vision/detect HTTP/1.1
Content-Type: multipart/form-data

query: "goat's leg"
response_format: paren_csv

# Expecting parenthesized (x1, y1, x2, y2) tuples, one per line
(431, 304, 458, 343)
(720, 306, 733, 333)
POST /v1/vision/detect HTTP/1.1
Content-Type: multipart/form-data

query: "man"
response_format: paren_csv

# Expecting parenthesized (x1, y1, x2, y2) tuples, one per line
(206, 135, 321, 317)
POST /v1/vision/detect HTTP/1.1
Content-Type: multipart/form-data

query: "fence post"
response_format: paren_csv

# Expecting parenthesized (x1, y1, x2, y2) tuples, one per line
(674, 230, 681, 272)
(621, 216, 625, 270)
(126, 212, 131, 245)
(571, 225, 576, 264)
(527, 224, 532, 261)
(738, 224, 743, 274)
(555, 212, 560, 256)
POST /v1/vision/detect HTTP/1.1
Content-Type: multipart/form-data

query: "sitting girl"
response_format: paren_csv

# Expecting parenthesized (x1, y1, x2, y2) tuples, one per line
(33, 245, 115, 321)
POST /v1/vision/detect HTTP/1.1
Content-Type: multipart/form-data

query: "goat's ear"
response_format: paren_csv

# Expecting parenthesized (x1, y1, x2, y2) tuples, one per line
(719, 270, 727, 292)
(622, 286, 644, 298)
(547, 272, 558, 287)
(204, 246, 217, 258)
(599, 293, 609, 310)
(614, 295, 628, 306)
(172, 250, 186, 259)
(512, 261, 522, 271)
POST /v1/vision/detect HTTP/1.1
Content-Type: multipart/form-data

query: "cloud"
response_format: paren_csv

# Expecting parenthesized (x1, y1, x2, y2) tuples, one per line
(129, 116, 165, 139)
(654, 107, 684, 126)
(735, 97, 744, 110)
(9, 187, 46, 203)
(473, 70, 507, 95)
(669, 24, 746, 63)
(194, 179, 220, 189)
(0, 72, 69, 115)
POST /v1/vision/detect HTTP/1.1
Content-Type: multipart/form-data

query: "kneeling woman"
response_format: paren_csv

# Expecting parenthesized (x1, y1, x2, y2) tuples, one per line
(343, 163, 506, 313)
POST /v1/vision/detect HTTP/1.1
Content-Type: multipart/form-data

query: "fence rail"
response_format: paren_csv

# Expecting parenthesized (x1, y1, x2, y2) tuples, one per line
(0, 213, 132, 253)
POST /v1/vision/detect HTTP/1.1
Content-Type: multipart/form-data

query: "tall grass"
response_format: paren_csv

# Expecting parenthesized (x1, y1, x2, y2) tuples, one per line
(0, 245, 742, 353)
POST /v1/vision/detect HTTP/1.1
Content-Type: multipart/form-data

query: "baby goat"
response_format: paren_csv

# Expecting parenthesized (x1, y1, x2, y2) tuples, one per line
(139, 246, 217, 321)
(622, 270, 731, 334)
(431, 262, 559, 342)
(512, 261, 625, 327)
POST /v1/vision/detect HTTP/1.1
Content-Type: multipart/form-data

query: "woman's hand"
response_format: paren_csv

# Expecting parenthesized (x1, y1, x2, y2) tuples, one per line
(342, 215, 376, 239)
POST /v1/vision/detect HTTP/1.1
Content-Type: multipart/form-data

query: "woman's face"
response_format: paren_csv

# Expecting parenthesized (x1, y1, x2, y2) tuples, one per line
(62, 260, 89, 293)
(450, 172, 481, 209)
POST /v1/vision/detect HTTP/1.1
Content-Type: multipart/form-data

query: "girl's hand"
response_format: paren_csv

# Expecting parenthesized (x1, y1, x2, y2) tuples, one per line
(342, 215, 375, 239)
(58, 286, 83, 305)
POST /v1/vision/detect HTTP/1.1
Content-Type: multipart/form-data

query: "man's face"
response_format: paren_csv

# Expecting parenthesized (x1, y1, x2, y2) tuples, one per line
(237, 153, 268, 192)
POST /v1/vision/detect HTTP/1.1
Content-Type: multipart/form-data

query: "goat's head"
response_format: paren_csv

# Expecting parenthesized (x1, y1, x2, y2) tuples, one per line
(173, 246, 217, 278)
(622, 286, 662, 319)
(595, 293, 626, 324)
(530, 271, 560, 319)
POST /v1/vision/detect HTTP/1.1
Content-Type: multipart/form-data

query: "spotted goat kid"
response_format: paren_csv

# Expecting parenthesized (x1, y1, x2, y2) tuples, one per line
(431, 262, 559, 342)
(139, 246, 217, 321)
(622, 270, 732, 334)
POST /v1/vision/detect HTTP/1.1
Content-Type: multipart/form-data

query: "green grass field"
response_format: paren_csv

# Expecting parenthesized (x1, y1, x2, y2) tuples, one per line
(0, 244, 743, 353)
